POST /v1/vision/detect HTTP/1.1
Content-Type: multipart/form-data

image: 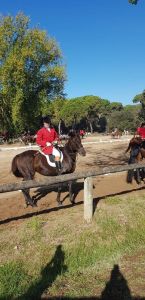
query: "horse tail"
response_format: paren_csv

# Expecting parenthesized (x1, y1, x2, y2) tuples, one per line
(11, 155, 23, 177)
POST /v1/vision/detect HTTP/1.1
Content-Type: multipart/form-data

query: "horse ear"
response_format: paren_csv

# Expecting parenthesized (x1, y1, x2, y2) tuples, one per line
(68, 130, 76, 137)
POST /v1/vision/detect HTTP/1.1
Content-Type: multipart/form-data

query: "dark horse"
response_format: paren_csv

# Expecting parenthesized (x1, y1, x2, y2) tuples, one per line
(11, 131, 86, 207)
(126, 136, 145, 183)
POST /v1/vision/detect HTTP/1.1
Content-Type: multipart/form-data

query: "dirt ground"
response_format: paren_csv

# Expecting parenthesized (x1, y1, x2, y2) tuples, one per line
(1, 135, 145, 299)
(0, 135, 145, 227)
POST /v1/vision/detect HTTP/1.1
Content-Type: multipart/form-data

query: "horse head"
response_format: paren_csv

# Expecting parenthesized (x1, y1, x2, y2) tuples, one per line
(68, 130, 86, 156)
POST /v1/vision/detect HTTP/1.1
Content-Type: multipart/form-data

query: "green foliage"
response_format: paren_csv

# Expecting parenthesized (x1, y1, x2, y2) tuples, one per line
(58, 95, 139, 133)
(132, 90, 145, 121)
(51, 98, 66, 124)
(0, 13, 65, 133)
(108, 109, 138, 131)
(133, 93, 144, 103)
(128, 0, 139, 4)
(109, 102, 123, 112)
(60, 96, 98, 123)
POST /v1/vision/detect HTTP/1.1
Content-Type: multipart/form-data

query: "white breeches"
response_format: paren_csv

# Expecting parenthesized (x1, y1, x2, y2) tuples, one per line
(52, 147, 61, 158)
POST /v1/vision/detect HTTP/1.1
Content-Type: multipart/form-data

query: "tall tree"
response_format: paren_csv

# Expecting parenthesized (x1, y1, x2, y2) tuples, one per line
(0, 13, 65, 132)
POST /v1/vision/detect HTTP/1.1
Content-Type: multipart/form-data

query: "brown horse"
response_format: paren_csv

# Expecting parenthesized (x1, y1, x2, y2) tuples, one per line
(126, 136, 145, 183)
(111, 129, 122, 139)
(11, 131, 86, 207)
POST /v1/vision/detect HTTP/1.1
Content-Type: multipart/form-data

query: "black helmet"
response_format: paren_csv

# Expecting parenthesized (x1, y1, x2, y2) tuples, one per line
(42, 116, 51, 124)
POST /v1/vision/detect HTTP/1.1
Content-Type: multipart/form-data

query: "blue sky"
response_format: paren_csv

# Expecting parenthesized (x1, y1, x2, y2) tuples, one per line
(0, 0, 145, 105)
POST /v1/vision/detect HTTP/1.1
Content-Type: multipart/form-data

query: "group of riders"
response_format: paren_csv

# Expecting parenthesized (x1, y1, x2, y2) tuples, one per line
(10, 119, 145, 209)
(3, 116, 145, 173)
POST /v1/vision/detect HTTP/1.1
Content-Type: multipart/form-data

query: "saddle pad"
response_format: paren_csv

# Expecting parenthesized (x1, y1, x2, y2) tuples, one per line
(39, 150, 63, 168)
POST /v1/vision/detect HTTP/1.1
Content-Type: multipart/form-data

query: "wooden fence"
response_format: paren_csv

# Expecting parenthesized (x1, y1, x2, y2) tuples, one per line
(0, 162, 145, 223)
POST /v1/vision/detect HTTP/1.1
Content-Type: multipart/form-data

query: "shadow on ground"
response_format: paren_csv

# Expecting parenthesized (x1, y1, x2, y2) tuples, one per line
(12, 244, 145, 300)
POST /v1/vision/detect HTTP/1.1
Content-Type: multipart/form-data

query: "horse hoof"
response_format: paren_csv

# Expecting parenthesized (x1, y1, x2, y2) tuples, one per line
(71, 200, 75, 205)
(58, 202, 63, 207)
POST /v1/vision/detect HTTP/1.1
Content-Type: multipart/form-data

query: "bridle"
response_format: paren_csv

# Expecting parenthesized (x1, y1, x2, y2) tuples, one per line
(64, 137, 84, 160)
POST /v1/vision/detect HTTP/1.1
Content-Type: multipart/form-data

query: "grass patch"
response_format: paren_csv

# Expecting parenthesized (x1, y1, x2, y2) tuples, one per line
(104, 196, 122, 205)
(0, 261, 31, 299)
(1, 194, 145, 298)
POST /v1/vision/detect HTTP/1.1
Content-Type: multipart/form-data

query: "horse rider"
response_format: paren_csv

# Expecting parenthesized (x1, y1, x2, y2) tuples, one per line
(36, 116, 62, 172)
(135, 122, 145, 145)
(129, 122, 145, 163)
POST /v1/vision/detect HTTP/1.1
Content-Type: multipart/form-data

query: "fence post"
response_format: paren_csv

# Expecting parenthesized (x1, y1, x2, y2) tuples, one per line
(84, 176, 93, 223)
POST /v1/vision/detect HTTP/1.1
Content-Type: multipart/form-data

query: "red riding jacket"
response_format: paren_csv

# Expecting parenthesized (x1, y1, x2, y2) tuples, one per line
(36, 127, 58, 155)
(137, 127, 145, 139)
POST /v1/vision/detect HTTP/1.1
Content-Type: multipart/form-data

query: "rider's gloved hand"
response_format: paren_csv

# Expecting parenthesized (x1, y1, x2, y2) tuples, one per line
(46, 142, 51, 146)
(52, 140, 58, 146)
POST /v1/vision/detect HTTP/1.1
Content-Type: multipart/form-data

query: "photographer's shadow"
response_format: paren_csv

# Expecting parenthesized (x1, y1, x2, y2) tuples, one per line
(101, 264, 132, 300)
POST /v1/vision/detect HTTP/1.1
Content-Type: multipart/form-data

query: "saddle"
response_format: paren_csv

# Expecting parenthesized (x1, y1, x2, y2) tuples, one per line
(39, 150, 63, 168)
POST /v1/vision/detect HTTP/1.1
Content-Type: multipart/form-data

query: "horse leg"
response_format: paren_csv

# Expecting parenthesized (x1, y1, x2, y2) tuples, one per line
(22, 177, 36, 208)
(127, 169, 134, 183)
(127, 147, 138, 183)
(56, 185, 62, 207)
(135, 152, 143, 184)
(22, 188, 37, 208)
(134, 169, 141, 184)
(69, 181, 75, 204)
(130, 152, 142, 184)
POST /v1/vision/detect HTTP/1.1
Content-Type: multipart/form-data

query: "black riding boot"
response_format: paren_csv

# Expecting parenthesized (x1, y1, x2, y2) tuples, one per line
(55, 161, 62, 174)
(128, 145, 140, 164)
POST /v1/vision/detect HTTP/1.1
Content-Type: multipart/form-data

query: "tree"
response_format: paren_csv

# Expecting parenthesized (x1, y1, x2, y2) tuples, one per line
(128, 0, 139, 4)
(50, 98, 66, 125)
(133, 90, 145, 121)
(108, 110, 137, 132)
(60, 95, 103, 132)
(0, 13, 65, 133)
(109, 102, 123, 112)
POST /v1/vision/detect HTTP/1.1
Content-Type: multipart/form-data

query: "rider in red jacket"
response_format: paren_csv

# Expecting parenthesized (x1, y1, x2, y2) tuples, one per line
(136, 122, 145, 140)
(36, 116, 62, 172)
(129, 122, 145, 163)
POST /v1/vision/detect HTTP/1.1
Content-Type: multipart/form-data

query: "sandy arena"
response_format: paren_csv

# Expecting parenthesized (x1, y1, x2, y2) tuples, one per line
(0, 135, 145, 226)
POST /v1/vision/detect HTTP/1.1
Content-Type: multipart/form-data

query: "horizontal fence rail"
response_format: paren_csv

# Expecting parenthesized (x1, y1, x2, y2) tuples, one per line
(0, 162, 145, 193)
(0, 162, 145, 222)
